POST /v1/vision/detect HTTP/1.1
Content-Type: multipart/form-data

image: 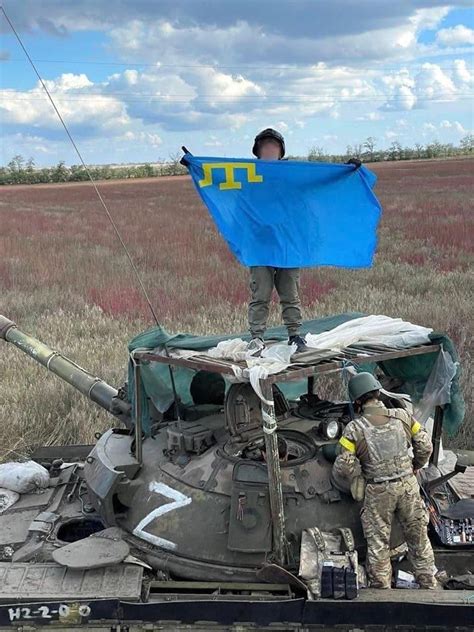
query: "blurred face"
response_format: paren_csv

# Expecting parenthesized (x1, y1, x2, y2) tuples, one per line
(258, 138, 282, 160)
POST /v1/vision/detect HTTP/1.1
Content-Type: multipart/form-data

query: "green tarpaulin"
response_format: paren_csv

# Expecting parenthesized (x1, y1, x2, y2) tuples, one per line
(128, 312, 464, 437)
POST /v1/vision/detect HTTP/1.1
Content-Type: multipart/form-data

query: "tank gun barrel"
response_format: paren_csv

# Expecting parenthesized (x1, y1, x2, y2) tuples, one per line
(0, 315, 130, 423)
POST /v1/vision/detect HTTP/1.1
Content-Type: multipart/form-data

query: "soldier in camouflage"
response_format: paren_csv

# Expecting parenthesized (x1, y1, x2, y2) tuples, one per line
(333, 372, 437, 589)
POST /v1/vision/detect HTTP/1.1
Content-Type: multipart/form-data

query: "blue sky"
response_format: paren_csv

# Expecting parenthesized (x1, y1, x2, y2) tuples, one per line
(1, 1, 473, 166)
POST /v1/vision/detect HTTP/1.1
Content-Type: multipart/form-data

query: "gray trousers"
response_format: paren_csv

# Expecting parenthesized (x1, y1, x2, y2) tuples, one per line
(248, 266, 303, 338)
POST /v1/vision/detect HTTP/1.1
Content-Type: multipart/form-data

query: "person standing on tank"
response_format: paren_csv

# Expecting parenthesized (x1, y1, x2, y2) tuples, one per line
(247, 128, 307, 355)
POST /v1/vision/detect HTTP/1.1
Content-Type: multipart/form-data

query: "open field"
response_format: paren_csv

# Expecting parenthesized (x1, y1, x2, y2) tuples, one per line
(0, 158, 473, 460)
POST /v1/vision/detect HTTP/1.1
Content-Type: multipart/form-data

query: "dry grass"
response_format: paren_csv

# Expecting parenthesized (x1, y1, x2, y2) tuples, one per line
(0, 158, 472, 460)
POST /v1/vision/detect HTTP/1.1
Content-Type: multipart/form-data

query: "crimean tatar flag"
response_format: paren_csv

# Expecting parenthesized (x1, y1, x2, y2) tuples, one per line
(184, 155, 382, 268)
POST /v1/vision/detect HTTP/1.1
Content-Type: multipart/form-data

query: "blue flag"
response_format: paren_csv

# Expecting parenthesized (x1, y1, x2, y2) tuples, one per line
(185, 155, 382, 268)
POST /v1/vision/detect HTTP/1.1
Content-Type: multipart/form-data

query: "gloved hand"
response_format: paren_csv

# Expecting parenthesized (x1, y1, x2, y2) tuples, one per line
(345, 158, 362, 170)
(350, 475, 366, 501)
(180, 145, 191, 166)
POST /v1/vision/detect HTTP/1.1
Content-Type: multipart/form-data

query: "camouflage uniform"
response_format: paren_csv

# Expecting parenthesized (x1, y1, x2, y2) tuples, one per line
(333, 399, 436, 589)
(248, 266, 302, 338)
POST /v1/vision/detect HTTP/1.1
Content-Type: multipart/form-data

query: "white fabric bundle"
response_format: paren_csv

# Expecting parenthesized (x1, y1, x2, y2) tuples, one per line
(0, 460, 50, 494)
(207, 338, 249, 362)
(208, 340, 296, 404)
(305, 315, 432, 351)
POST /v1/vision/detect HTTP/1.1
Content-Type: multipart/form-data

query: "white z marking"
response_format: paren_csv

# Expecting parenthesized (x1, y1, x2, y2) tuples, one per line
(133, 481, 192, 550)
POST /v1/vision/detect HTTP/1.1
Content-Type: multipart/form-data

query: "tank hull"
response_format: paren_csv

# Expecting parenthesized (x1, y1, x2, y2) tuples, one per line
(0, 444, 472, 630)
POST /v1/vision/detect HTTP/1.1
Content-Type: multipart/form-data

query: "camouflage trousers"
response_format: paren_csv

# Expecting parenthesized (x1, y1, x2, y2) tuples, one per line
(248, 266, 302, 338)
(360, 475, 435, 589)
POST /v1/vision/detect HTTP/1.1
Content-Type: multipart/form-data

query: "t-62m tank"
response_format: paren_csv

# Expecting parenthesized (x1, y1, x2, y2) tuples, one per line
(0, 313, 473, 631)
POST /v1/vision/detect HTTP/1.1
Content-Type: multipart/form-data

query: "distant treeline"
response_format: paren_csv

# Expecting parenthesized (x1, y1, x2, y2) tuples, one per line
(1, 135, 472, 185)
(0, 152, 188, 185)
(303, 134, 474, 164)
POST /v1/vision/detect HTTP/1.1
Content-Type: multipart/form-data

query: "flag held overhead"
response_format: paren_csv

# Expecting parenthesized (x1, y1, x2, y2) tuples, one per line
(185, 155, 382, 269)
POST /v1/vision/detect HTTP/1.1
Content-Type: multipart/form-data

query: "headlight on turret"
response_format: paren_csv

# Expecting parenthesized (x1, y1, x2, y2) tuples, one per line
(320, 419, 341, 440)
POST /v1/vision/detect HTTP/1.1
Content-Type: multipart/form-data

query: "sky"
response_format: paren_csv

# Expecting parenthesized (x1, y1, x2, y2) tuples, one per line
(1, 1, 473, 166)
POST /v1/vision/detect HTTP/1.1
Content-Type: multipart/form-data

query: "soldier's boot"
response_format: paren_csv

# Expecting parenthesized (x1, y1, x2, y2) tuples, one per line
(369, 579, 391, 589)
(247, 337, 265, 356)
(416, 573, 439, 589)
(288, 334, 307, 353)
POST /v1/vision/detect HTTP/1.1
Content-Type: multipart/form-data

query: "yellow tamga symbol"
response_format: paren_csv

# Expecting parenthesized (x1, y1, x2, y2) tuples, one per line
(198, 162, 264, 190)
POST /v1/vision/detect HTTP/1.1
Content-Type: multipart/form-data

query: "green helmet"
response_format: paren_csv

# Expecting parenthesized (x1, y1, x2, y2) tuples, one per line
(348, 372, 382, 402)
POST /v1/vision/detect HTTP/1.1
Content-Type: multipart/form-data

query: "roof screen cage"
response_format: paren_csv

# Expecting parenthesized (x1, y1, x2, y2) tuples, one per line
(127, 312, 464, 439)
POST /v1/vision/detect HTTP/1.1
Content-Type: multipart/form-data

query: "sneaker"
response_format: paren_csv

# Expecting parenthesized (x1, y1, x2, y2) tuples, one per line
(288, 334, 307, 353)
(247, 337, 265, 356)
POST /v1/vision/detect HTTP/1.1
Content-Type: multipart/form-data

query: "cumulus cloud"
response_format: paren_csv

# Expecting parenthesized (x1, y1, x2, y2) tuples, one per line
(439, 119, 468, 133)
(204, 135, 223, 147)
(436, 24, 474, 46)
(103, 65, 262, 131)
(0, 73, 130, 138)
(4, 132, 54, 154)
(381, 59, 470, 111)
(185, 67, 264, 110)
(381, 69, 417, 110)
(415, 62, 457, 102)
(452, 59, 473, 87)
(121, 130, 163, 146)
(420, 119, 469, 137)
(357, 111, 385, 121)
(102, 5, 454, 69)
(43, 73, 93, 91)
(276, 121, 289, 133)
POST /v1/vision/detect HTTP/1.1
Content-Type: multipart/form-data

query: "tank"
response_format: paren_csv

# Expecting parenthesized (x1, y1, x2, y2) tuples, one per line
(0, 313, 473, 631)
